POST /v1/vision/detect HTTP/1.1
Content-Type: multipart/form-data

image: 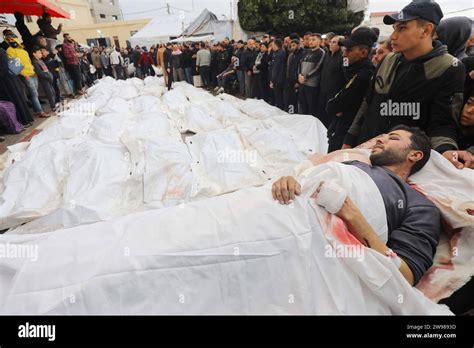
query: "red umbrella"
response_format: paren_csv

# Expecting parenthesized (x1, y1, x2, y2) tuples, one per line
(0, 0, 70, 19)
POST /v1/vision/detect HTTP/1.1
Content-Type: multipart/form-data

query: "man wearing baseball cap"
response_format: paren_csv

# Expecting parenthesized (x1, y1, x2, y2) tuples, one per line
(343, 0, 472, 169)
(326, 27, 377, 152)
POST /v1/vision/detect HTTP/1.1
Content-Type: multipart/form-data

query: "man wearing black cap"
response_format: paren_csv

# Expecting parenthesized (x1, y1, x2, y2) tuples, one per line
(343, 1, 472, 169)
(326, 27, 377, 152)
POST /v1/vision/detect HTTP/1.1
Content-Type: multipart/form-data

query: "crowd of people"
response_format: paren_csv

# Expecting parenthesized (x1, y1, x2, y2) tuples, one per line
(0, 2, 473, 171)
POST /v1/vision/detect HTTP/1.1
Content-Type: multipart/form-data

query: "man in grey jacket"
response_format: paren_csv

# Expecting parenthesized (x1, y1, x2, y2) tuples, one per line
(196, 42, 211, 88)
(298, 33, 326, 116)
(100, 47, 111, 77)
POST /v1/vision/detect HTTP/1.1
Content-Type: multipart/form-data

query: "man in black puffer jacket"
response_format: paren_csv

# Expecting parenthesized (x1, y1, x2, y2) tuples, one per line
(286, 39, 304, 114)
(319, 35, 346, 128)
(270, 39, 287, 110)
(326, 27, 377, 152)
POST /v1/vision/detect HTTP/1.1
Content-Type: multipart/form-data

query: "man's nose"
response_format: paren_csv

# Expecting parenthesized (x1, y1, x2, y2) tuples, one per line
(376, 134, 389, 144)
(389, 31, 396, 42)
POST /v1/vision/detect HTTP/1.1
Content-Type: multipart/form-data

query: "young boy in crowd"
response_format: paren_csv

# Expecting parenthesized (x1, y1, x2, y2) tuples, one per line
(41, 47, 61, 105)
(31, 46, 56, 112)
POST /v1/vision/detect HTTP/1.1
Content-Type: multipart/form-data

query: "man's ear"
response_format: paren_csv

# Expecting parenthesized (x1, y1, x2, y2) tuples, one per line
(409, 150, 424, 165)
(422, 23, 435, 39)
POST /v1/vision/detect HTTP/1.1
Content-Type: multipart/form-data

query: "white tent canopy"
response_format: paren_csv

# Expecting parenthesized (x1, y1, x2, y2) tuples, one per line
(128, 12, 198, 49)
(180, 9, 233, 42)
(170, 34, 214, 43)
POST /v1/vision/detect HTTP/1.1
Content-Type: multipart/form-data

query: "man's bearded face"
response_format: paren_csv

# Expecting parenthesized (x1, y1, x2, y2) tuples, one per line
(369, 132, 412, 167)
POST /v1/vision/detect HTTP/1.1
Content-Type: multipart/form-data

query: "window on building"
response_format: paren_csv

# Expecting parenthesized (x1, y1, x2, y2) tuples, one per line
(100, 14, 106, 19)
(112, 15, 118, 20)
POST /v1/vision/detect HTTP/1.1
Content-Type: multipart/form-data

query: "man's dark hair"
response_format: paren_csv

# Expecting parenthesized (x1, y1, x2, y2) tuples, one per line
(325, 32, 336, 40)
(63, 33, 70, 38)
(416, 18, 437, 37)
(371, 27, 380, 39)
(291, 39, 300, 46)
(289, 32, 300, 40)
(390, 125, 431, 175)
(274, 39, 283, 49)
(311, 33, 322, 39)
(356, 44, 371, 56)
(31, 45, 42, 54)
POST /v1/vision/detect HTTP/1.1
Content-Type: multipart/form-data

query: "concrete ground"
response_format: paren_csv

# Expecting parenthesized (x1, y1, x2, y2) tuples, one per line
(0, 101, 57, 155)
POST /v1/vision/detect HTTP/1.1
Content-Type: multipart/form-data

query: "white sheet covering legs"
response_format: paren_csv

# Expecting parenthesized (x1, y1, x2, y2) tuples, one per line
(0, 163, 451, 315)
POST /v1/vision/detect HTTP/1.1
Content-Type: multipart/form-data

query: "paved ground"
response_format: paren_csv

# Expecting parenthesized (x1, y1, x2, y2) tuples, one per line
(0, 101, 55, 155)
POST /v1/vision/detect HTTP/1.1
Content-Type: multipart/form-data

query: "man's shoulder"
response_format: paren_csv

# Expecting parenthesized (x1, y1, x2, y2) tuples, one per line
(404, 182, 438, 211)
(424, 52, 465, 81)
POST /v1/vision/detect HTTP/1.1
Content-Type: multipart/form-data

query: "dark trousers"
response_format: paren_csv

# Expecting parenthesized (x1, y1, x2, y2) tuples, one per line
(299, 85, 318, 116)
(286, 80, 298, 114)
(167, 68, 173, 91)
(40, 80, 56, 109)
(141, 64, 155, 78)
(95, 67, 103, 80)
(104, 66, 113, 77)
(253, 73, 272, 103)
(112, 65, 125, 80)
(273, 83, 285, 110)
(52, 73, 61, 104)
(199, 66, 210, 88)
(66, 64, 82, 93)
(236, 70, 245, 95)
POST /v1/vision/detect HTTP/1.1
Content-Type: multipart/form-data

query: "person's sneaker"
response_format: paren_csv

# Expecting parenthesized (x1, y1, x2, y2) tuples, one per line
(218, 87, 225, 94)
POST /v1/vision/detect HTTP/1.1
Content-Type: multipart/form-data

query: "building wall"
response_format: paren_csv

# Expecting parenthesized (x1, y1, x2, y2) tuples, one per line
(88, 0, 123, 23)
(64, 19, 150, 47)
(19, 0, 149, 47)
(24, 0, 94, 34)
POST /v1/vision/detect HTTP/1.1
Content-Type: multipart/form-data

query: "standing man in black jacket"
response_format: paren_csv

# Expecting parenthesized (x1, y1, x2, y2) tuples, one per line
(326, 28, 377, 152)
(343, 1, 472, 169)
(298, 33, 326, 117)
(234, 40, 245, 96)
(270, 39, 287, 110)
(163, 43, 173, 91)
(319, 35, 346, 127)
(285, 39, 304, 114)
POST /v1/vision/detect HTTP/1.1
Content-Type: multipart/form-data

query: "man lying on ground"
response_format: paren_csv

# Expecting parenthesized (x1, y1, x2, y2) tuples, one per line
(272, 125, 441, 286)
